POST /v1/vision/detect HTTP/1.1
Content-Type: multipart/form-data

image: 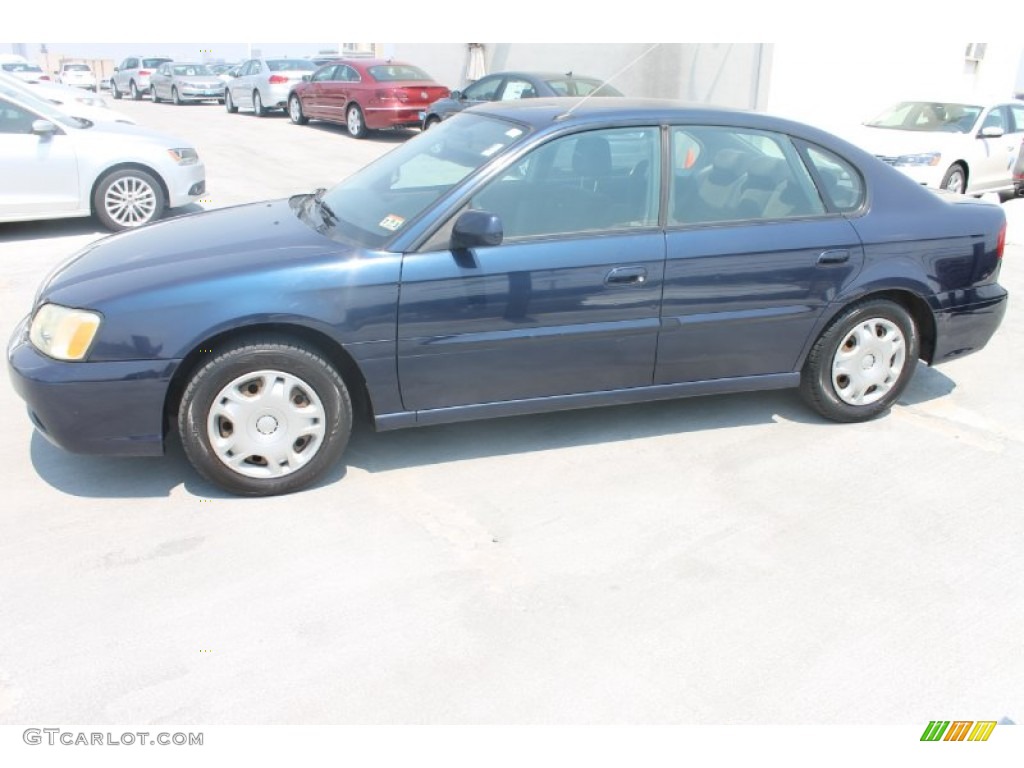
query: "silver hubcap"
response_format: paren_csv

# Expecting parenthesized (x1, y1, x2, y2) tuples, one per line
(290, 98, 300, 120)
(945, 170, 964, 194)
(348, 108, 360, 134)
(104, 177, 157, 226)
(207, 369, 326, 479)
(831, 318, 906, 406)
(255, 92, 261, 111)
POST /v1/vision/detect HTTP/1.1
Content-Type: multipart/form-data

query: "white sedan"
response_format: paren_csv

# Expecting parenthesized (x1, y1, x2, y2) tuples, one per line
(852, 99, 1024, 197)
(0, 83, 206, 231)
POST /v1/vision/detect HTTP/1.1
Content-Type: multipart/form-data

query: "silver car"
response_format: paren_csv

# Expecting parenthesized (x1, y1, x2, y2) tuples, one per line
(150, 62, 225, 104)
(110, 56, 173, 100)
(224, 58, 315, 116)
(0, 83, 206, 230)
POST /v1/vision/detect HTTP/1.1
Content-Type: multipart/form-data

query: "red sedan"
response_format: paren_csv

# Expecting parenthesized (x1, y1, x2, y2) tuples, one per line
(287, 59, 449, 138)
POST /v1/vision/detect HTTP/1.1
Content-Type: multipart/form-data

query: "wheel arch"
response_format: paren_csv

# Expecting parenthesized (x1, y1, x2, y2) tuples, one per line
(163, 321, 375, 440)
(89, 163, 170, 216)
(799, 288, 937, 369)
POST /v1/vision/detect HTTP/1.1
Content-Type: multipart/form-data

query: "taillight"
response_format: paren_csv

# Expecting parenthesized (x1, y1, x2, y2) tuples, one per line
(268, 74, 289, 84)
(138, 70, 150, 77)
(996, 222, 1006, 260)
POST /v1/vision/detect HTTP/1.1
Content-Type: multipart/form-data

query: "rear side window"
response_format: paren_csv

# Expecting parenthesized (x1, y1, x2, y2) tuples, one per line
(803, 145, 865, 213)
(668, 126, 825, 225)
(1008, 105, 1024, 134)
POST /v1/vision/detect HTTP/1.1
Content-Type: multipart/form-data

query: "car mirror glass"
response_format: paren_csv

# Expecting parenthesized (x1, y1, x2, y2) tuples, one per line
(451, 89, 462, 101)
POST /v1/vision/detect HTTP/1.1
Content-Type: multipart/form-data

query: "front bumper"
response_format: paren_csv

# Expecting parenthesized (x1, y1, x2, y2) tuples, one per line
(178, 85, 225, 100)
(931, 283, 1009, 363)
(8, 316, 179, 456)
(164, 161, 207, 208)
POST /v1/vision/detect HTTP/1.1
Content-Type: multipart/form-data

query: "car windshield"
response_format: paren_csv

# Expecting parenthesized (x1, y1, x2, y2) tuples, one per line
(142, 58, 172, 68)
(2, 63, 43, 73)
(313, 113, 532, 248)
(172, 64, 213, 76)
(266, 59, 315, 72)
(64, 64, 90, 72)
(545, 77, 622, 97)
(865, 101, 983, 133)
(368, 65, 432, 82)
(0, 80, 85, 128)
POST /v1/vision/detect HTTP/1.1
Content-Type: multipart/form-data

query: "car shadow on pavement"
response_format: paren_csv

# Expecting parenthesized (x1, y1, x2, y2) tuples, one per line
(298, 122, 418, 143)
(27, 364, 957, 498)
(0, 219, 106, 242)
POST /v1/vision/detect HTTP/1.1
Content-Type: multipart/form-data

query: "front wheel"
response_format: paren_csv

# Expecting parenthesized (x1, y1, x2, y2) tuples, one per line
(177, 340, 353, 496)
(172, 86, 183, 105)
(93, 168, 166, 231)
(941, 163, 967, 194)
(111, 80, 122, 99)
(346, 103, 367, 138)
(423, 115, 440, 130)
(799, 299, 919, 422)
(289, 94, 308, 125)
(151, 85, 160, 103)
(225, 89, 237, 113)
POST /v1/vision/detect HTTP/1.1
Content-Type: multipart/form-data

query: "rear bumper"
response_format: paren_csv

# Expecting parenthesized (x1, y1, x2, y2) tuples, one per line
(364, 105, 429, 130)
(931, 283, 1009, 363)
(8, 317, 178, 457)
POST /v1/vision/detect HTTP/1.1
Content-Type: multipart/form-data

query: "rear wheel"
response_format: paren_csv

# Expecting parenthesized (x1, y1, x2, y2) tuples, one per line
(941, 163, 967, 194)
(177, 340, 352, 496)
(346, 103, 367, 138)
(800, 299, 919, 422)
(93, 168, 166, 231)
(289, 94, 308, 125)
(253, 90, 266, 116)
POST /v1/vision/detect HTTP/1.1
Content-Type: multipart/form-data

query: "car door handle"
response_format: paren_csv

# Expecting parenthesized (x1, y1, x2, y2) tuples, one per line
(817, 249, 850, 265)
(605, 266, 648, 285)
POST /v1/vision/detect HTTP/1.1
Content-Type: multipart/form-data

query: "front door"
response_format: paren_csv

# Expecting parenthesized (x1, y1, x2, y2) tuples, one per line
(397, 126, 665, 411)
(0, 98, 79, 218)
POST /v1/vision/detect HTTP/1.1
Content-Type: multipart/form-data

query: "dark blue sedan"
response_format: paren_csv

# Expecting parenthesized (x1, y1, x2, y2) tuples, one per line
(8, 99, 1009, 495)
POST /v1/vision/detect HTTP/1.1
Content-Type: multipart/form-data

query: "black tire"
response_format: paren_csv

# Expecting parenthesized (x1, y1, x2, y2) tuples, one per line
(111, 80, 122, 100)
(799, 298, 919, 423)
(940, 163, 967, 194)
(423, 115, 440, 130)
(253, 90, 266, 116)
(172, 86, 183, 105)
(346, 103, 367, 138)
(288, 94, 308, 125)
(92, 167, 166, 231)
(177, 339, 352, 496)
(150, 85, 160, 103)
(225, 89, 237, 113)
(129, 80, 140, 100)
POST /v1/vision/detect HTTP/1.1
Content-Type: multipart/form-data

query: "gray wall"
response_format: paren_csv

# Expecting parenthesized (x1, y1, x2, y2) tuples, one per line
(386, 43, 769, 109)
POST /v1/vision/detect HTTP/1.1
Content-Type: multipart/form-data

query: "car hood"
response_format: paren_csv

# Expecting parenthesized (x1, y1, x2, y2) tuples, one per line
(847, 125, 968, 157)
(42, 199, 355, 307)
(174, 76, 222, 87)
(68, 118, 192, 146)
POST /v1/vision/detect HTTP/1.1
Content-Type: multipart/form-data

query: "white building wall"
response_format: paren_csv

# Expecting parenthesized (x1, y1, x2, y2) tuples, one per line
(764, 42, 1024, 133)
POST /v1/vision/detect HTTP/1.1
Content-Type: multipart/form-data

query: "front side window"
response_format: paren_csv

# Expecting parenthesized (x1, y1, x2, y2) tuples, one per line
(462, 76, 501, 101)
(669, 126, 825, 225)
(1009, 105, 1024, 134)
(0, 99, 38, 134)
(468, 126, 661, 239)
(500, 79, 537, 100)
(981, 107, 1007, 132)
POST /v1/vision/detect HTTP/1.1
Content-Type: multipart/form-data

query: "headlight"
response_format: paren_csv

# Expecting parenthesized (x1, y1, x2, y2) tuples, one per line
(29, 304, 102, 361)
(894, 152, 942, 167)
(167, 147, 199, 165)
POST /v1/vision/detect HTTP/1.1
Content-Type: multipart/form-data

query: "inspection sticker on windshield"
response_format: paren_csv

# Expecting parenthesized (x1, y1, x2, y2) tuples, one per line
(379, 214, 405, 231)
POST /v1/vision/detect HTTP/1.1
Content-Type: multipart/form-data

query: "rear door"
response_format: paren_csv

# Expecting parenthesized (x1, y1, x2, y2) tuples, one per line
(657, 125, 865, 384)
(397, 126, 665, 411)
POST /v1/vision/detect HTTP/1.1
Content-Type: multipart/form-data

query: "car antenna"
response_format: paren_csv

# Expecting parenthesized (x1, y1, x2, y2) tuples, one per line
(556, 43, 660, 121)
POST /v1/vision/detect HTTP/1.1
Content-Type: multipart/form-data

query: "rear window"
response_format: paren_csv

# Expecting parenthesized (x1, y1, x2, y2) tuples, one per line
(142, 58, 172, 68)
(266, 59, 315, 72)
(63, 64, 90, 72)
(545, 78, 622, 97)
(2, 63, 43, 73)
(368, 65, 432, 82)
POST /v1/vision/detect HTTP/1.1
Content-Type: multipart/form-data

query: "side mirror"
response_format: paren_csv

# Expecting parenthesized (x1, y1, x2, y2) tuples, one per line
(301, 74, 311, 82)
(113, 67, 119, 73)
(450, 89, 462, 101)
(979, 125, 1004, 138)
(451, 210, 503, 250)
(31, 119, 58, 136)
